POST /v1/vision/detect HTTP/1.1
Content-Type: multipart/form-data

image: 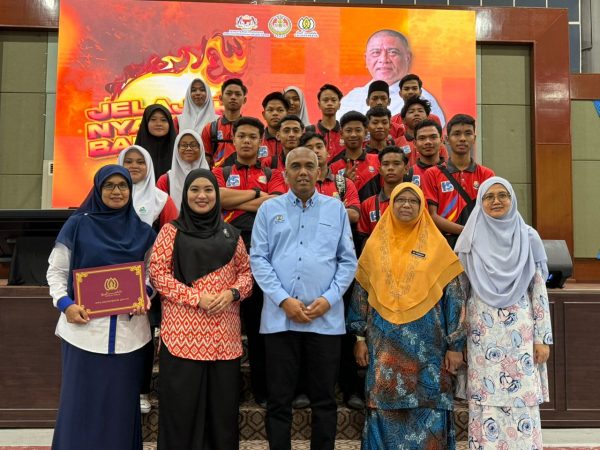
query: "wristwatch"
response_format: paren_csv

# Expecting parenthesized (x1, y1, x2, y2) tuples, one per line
(230, 288, 241, 302)
(253, 187, 261, 199)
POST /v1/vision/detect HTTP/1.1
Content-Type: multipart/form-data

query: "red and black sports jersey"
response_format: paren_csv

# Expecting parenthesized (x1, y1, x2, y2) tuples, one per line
(357, 191, 390, 236)
(201, 116, 238, 168)
(390, 112, 442, 136)
(213, 160, 285, 225)
(315, 171, 360, 211)
(329, 150, 381, 202)
(422, 159, 494, 223)
(259, 129, 280, 160)
(407, 158, 445, 187)
(307, 120, 345, 162)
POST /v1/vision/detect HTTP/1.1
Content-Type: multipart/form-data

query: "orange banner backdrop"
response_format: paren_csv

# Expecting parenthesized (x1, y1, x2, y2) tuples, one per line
(53, 0, 476, 207)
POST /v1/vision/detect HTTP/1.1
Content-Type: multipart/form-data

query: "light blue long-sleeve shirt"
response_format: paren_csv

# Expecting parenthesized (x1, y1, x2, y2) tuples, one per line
(250, 190, 358, 335)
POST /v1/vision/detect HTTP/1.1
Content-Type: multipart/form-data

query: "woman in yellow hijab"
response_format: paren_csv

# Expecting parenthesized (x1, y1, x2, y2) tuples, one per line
(347, 183, 466, 450)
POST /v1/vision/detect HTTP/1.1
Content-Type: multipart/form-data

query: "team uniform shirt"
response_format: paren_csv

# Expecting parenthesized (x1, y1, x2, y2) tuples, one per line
(422, 159, 495, 224)
(364, 136, 397, 155)
(394, 134, 448, 167)
(329, 150, 381, 202)
(201, 116, 238, 168)
(307, 120, 345, 162)
(260, 151, 286, 176)
(315, 170, 360, 212)
(357, 191, 390, 236)
(406, 158, 445, 188)
(213, 160, 286, 228)
(260, 129, 280, 160)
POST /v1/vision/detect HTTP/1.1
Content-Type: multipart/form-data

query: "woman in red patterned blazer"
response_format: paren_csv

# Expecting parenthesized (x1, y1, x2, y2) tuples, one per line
(149, 168, 252, 450)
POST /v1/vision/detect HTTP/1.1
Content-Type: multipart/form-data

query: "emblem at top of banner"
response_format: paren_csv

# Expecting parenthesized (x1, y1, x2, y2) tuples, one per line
(295, 16, 319, 39)
(268, 14, 293, 39)
(225, 15, 270, 37)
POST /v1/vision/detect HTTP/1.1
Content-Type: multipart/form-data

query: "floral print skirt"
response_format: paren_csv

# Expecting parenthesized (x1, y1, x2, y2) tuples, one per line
(362, 407, 456, 450)
(468, 403, 543, 450)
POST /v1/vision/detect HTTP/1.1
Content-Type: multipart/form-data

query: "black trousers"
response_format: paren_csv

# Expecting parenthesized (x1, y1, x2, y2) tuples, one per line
(338, 281, 365, 400)
(265, 332, 341, 450)
(158, 345, 240, 450)
(241, 281, 267, 401)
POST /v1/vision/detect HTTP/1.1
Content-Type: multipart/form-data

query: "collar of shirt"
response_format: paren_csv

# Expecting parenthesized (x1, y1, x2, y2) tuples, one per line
(342, 149, 367, 162)
(416, 156, 444, 170)
(234, 158, 262, 170)
(446, 158, 476, 174)
(220, 115, 242, 126)
(264, 128, 278, 140)
(379, 190, 390, 202)
(317, 120, 341, 134)
(286, 189, 319, 208)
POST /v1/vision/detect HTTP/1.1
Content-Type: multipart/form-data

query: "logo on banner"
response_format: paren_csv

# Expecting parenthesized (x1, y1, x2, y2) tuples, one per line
(294, 16, 319, 38)
(268, 14, 293, 38)
(224, 15, 270, 37)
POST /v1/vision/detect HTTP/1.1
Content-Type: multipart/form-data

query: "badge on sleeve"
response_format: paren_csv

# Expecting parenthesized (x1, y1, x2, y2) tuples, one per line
(226, 174, 241, 187)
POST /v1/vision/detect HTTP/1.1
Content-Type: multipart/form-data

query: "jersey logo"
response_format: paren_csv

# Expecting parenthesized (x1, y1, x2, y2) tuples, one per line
(369, 210, 379, 222)
(441, 181, 454, 193)
(473, 181, 480, 190)
(217, 130, 224, 140)
(275, 214, 285, 223)
(368, 166, 375, 173)
(258, 146, 268, 158)
(258, 175, 267, 184)
(412, 175, 421, 186)
(226, 174, 241, 187)
(401, 145, 411, 155)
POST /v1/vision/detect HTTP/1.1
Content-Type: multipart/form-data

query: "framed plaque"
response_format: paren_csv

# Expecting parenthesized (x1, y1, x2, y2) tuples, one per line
(73, 261, 146, 318)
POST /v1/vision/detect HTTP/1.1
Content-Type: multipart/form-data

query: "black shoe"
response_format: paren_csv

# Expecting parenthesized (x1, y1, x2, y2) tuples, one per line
(346, 394, 365, 410)
(292, 394, 310, 409)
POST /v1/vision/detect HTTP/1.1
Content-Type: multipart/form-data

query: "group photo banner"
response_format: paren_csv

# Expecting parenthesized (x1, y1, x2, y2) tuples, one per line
(53, 0, 476, 207)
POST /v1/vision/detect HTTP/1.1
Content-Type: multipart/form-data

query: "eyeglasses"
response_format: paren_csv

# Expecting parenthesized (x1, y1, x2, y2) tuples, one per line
(179, 142, 200, 149)
(102, 182, 129, 192)
(482, 192, 511, 203)
(395, 197, 420, 207)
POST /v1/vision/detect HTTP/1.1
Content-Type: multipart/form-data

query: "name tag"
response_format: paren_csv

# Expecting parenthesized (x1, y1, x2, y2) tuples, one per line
(411, 250, 426, 258)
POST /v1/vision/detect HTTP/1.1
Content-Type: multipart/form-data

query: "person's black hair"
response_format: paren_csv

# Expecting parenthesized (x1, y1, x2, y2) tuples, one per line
(233, 116, 265, 137)
(299, 131, 326, 146)
(340, 111, 368, 128)
(221, 78, 247, 95)
(446, 114, 476, 134)
(414, 119, 442, 138)
(399, 73, 423, 90)
(366, 107, 392, 121)
(262, 91, 290, 110)
(317, 83, 343, 101)
(378, 145, 408, 165)
(278, 114, 305, 130)
(400, 97, 431, 119)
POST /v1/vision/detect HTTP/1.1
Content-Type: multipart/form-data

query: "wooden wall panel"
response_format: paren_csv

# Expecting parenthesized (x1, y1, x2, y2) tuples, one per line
(0, 0, 59, 29)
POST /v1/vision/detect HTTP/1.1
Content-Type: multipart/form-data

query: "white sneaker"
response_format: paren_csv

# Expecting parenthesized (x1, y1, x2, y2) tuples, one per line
(140, 394, 151, 414)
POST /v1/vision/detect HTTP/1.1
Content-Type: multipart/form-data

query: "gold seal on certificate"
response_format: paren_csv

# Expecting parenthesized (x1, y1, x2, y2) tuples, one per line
(73, 261, 147, 318)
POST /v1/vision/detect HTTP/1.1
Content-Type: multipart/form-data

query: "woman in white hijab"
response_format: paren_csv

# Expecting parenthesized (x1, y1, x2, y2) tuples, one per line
(156, 129, 209, 212)
(455, 177, 553, 450)
(118, 145, 178, 228)
(283, 86, 310, 127)
(176, 78, 218, 133)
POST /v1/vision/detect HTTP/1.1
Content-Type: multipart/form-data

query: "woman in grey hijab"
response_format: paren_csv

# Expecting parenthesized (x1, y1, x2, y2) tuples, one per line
(455, 176, 553, 450)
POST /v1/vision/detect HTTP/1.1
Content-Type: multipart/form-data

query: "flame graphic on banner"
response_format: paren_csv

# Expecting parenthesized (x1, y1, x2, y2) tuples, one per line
(106, 33, 251, 100)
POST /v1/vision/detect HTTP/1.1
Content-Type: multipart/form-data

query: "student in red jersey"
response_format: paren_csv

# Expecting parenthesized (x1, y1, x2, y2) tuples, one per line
(365, 81, 402, 140)
(358, 146, 408, 241)
(261, 115, 304, 175)
(395, 97, 431, 166)
(422, 114, 495, 248)
(260, 92, 290, 160)
(365, 107, 396, 155)
(405, 119, 446, 187)
(302, 131, 360, 224)
(390, 74, 442, 135)
(213, 116, 285, 408)
(329, 111, 381, 202)
(201, 78, 247, 168)
(306, 84, 345, 161)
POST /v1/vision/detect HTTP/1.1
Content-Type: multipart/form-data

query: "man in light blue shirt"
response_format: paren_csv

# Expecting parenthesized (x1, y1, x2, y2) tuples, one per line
(250, 147, 357, 450)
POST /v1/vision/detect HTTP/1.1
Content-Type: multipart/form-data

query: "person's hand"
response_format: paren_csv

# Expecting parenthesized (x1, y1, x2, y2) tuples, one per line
(354, 340, 368, 367)
(131, 304, 147, 316)
(534, 344, 550, 364)
(65, 304, 90, 324)
(281, 298, 311, 323)
(197, 293, 217, 310)
(344, 162, 357, 182)
(305, 297, 331, 320)
(206, 290, 234, 315)
(444, 350, 464, 374)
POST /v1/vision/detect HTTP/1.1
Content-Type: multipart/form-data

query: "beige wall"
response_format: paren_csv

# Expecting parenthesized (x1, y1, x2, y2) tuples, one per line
(0, 31, 56, 209)
(571, 101, 600, 258)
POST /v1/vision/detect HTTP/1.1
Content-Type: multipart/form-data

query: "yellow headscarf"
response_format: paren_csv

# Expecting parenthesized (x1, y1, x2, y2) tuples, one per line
(356, 183, 464, 324)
